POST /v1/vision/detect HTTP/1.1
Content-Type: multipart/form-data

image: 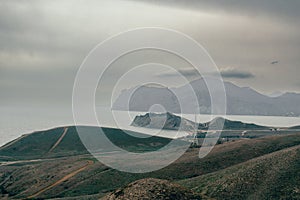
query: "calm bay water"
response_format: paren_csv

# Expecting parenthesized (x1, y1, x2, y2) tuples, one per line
(1, 106, 300, 146)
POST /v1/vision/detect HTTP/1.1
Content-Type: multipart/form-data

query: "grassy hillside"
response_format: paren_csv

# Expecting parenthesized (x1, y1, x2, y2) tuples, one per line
(290, 125, 300, 130)
(212, 117, 269, 130)
(179, 145, 300, 200)
(0, 126, 172, 161)
(0, 128, 300, 199)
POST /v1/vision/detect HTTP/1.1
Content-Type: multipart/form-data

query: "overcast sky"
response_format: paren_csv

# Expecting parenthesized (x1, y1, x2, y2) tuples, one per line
(1, 0, 300, 107)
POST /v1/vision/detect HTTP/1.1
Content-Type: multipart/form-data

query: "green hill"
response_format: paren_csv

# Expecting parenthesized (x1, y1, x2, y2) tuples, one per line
(203, 117, 269, 130)
(289, 125, 300, 130)
(0, 126, 172, 161)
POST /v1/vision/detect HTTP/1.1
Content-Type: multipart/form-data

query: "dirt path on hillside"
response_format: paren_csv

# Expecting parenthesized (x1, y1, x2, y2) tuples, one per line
(27, 160, 93, 199)
(48, 127, 69, 153)
(0, 158, 47, 166)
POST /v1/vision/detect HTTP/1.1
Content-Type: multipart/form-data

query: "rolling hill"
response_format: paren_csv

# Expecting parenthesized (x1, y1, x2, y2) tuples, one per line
(0, 126, 172, 161)
(0, 128, 300, 199)
(290, 125, 300, 130)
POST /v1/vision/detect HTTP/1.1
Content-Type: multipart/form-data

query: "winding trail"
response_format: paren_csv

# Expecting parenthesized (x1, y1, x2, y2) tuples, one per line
(48, 127, 68, 153)
(27, 160, 93, 199)
(0, 158, 46, 166)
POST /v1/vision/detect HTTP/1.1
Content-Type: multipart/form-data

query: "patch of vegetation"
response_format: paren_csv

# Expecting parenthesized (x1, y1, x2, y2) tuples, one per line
(179, 145, 300, 200)
(1, 130, 300, 199)
(0, 126, 177, 161)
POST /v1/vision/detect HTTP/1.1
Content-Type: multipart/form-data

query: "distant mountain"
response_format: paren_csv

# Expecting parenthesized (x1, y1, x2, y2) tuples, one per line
(267, 91, 285, 98)
(113, 86, 181, 113)
(131, 112, 269, 131)
(131, 112, 197, 131)
(113, 78, 300, 116)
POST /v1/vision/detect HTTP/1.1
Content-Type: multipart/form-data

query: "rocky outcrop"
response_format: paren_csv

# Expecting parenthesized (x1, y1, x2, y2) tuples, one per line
(101, 178, 204, 200)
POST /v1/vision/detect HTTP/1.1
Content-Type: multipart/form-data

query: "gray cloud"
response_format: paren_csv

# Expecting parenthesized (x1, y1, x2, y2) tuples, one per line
(157, 68, 255, 80)
(129, 0, 300, 25)
(1, 0, 300, 107)
(220, 68, 255, 79)
(157, 68, 201, 79)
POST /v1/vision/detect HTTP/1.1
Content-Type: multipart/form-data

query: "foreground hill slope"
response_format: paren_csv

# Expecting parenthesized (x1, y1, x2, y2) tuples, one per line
(101, 178, 205, 200)
(1, 132, 300, 199)
(179, 145, 300, 200)
(0, 123, 300, 199)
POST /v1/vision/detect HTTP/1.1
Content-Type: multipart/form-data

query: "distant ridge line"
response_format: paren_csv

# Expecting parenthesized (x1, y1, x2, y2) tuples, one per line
(0, 134, 28, 151)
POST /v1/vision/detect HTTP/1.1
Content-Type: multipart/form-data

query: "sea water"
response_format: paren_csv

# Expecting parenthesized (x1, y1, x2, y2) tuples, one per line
(1, 106, 300, 146)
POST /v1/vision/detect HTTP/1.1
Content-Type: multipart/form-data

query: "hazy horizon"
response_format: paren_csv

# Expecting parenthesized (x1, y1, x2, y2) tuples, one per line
(1, 0, 300, 143)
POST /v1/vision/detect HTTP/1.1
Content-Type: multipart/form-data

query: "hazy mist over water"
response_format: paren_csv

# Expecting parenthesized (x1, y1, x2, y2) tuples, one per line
(0, 106, 74, 146)
(1, 106, 300, 146)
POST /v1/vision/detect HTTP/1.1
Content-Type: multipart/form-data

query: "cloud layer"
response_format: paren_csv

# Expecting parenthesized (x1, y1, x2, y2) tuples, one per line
(157, 67, 255, 80)
(0, 0, 300, 106)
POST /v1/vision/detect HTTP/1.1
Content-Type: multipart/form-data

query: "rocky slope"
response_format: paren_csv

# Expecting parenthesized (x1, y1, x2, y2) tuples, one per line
(131, 112, 197, 131)
(131, 112, 269, 131)
(179, 144, 300, 200)
(101, 178, 204, 200)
